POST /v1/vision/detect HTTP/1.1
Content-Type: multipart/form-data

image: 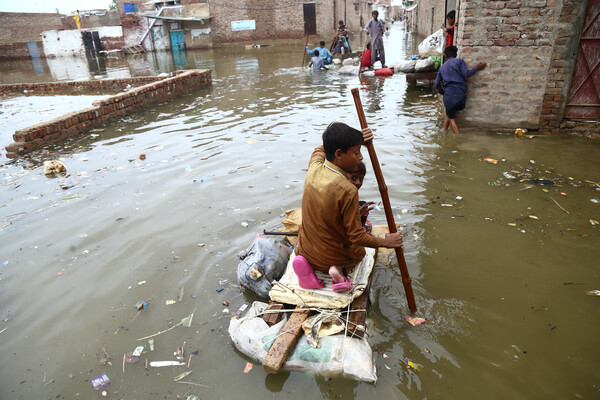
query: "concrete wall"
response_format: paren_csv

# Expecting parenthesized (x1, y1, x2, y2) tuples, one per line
(455, 0, 588, 131)
(4, 69, 212, 158)
(42, 30, 85, 57)
(41, 27, 124, 57)
(0, 12, 66, 45)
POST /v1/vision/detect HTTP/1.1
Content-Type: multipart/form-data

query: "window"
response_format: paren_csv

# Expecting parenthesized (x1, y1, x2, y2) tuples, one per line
(123, 3, 139, 13)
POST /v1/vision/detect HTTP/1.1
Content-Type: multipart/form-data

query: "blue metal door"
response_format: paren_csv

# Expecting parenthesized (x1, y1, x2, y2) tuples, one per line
(169, 30, 185, 50)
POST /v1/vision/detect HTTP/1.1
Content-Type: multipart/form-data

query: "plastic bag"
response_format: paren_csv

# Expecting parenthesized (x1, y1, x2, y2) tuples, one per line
(228, 302, 377, 382)
(418, 29, 444, 56)
(237, 235, 292, 298)
(374, 68, 394, 76)
(415, 58, 436, 72)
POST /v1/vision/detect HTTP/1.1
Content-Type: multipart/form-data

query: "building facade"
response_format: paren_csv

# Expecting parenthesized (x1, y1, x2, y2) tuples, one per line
(456, 0, 598, 135)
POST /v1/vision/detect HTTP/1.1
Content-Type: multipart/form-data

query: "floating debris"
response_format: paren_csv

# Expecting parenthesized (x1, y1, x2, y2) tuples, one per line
(91, 373, 110, 391)
(406, 316, 426, 326)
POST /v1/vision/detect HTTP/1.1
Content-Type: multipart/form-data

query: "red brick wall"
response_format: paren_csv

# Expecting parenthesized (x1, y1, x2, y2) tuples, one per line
(455, 0, 591, 134)
(0, 41, 45, 59)
(209, 0, 335, 44)
(4, 70, 212, 158)
(0, 12, 66, 45)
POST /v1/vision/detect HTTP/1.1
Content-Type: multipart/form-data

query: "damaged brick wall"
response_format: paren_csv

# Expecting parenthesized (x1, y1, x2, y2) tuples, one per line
(4, 70, 212, 158)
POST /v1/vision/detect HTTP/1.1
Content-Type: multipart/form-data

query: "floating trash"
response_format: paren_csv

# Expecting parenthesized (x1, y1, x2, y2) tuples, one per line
(150, 361, 185, 367)
(243, 362, 253, 373)
(91, 373, 110, 391)
(406, 316, 426, 326)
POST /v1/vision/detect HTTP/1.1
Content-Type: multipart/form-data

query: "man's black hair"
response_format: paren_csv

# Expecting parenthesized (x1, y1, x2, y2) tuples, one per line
(372, 10, 379, 17)
(444, 45, 458, 58)
(319, 40, 325, 46)
(339, 20, 344, 24)
(322, 122, 363, 161)
(366, 42, 371, 49)
(447, 10, 456, 20)
(314, 49, 320, 57)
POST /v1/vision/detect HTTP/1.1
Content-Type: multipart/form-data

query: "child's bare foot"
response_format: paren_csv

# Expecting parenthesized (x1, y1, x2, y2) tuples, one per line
(328, 266, 345, 284)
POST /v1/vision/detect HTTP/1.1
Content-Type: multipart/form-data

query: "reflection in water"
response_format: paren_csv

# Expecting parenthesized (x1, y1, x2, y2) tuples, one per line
(0, 24, 599, 400)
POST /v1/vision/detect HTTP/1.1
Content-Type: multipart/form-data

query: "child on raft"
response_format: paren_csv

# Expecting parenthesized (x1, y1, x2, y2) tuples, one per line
(293, 122, 403, 292)
(346, 161, 375, 233)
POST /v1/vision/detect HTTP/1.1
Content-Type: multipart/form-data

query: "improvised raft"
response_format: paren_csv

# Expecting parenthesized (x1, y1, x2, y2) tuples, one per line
(229, 209, 394, 382)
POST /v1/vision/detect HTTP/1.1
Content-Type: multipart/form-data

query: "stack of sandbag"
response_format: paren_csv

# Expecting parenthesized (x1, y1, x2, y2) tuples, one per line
(228, 302, 378, 382)
(393, 60, 417, 73)
(338, 65, 359, 75)
(414, 57, 436, 72)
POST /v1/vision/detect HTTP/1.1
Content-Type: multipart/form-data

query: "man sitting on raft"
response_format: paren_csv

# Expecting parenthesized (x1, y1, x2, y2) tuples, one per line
(306, 40, 333, 65)
(293, 122, 403, 292)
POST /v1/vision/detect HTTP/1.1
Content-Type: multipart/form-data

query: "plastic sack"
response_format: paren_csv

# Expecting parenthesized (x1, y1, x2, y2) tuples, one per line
(342, 57, 357, 66)
(429, 55, 442, 69)
(396, 60, 416, 73)
(338, 65, 359, 75)
(418, 29, 444, 56)
(237, 235, 292, 298)
(415, 58, 436, 72)
(374, 68, 394, 76)
(228, 302, 377, 382)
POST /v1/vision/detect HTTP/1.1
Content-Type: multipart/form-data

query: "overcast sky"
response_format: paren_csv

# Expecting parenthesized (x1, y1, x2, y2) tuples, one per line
(0, 0, 112, 14)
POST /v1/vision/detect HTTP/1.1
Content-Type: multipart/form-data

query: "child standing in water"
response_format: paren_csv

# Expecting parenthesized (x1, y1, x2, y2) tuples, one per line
(309, 49, 324, 71)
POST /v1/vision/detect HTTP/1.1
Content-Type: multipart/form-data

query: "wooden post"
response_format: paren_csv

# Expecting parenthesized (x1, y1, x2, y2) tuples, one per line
(263, 307, 311, 374)
(261, 301, 284, 327)
(351, 88, 418, 314)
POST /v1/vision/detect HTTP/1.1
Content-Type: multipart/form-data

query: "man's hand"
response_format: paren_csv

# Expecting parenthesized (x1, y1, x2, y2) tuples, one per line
(380, 232, 403, 248)
(476, 62, 487, 71)
(361, 127, 373, 144)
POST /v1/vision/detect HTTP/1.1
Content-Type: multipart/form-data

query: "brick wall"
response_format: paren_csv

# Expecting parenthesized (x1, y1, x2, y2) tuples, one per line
(416, 0, 446, 38)
(0, 12, 65, 45)
(209, 0, 335, 44)
(455, 0, 588, 131)
(61, 11, 122, 30)
(0, 41, 45, 59)
(4, 70, 212, 158)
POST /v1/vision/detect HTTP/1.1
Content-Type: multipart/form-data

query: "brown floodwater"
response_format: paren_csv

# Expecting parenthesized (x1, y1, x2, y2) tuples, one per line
(1, 25, 599, 399)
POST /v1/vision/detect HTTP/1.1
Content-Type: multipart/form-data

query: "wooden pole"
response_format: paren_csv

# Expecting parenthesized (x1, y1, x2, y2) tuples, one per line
(301, 27, 310, 67)
(351, 88, 417, 314)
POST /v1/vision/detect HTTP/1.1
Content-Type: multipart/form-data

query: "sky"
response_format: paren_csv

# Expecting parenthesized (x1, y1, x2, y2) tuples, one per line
(0, 0, 112, 14)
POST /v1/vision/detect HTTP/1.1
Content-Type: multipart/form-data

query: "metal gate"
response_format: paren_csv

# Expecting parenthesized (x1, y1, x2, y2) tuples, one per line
(564, 0, 600, 120)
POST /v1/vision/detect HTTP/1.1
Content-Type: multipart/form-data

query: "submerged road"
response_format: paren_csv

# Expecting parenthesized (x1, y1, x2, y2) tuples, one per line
(0, 24, 599, 399)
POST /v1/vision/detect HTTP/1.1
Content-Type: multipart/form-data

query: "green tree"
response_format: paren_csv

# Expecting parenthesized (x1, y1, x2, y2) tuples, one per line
(109, 0, 117, 11)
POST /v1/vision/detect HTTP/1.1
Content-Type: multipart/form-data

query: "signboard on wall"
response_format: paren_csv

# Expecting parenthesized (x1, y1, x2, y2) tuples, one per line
(231, 20, 256, 31)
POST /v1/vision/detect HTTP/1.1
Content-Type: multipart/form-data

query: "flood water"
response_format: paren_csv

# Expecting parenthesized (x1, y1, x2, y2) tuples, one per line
(1, 25, 599, 399)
